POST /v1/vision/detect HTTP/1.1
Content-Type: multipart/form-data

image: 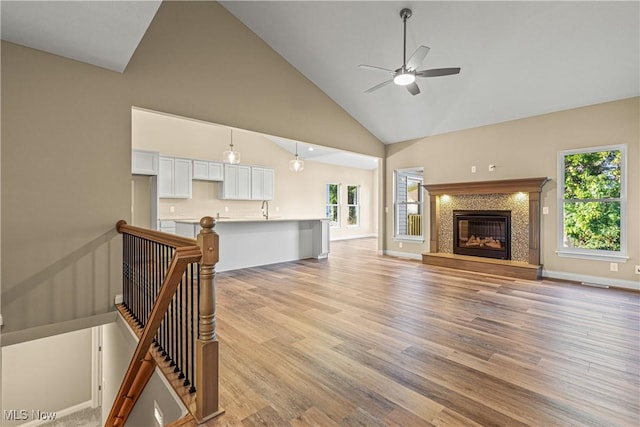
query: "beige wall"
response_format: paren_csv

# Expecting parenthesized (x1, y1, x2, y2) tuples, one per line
(132, 176, 153, 229)
(1, 328, 92, 426)
(132, 108, 378, 240)
(1, 1, 383, 338)
(386, 97, 639, 286)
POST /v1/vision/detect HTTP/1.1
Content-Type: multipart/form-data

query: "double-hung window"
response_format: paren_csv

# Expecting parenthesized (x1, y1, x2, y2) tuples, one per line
(558, 145, 627, 261)
(347, 185, 360, 227)
(394, 168, 424, 240)
(326, 183, 340, 227)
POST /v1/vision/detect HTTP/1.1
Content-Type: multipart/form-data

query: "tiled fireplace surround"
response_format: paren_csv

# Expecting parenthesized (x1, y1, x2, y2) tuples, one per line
(422, 177, 549, 279)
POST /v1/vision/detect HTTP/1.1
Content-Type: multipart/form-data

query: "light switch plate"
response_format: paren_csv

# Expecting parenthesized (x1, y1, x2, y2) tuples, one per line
(542, 207, 549, 215)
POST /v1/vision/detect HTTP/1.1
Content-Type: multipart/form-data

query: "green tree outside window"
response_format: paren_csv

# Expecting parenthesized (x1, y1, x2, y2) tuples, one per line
(562, 149, 622, 251)
(347, 185, 359, 226)
(326, 183, 340, 227)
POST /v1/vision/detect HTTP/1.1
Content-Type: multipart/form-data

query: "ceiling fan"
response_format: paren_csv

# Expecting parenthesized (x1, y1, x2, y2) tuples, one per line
(360, 8, 461, 96)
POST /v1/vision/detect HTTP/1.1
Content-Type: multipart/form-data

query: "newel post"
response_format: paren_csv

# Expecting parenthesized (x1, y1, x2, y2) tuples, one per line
(195, 216, 223, 421)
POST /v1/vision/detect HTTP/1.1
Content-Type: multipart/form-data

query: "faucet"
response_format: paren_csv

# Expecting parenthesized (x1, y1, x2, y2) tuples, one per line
(261, 200, 269, 220)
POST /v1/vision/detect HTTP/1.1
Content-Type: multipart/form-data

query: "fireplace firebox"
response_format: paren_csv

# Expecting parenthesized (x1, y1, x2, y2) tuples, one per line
(453, 210, 511, 260)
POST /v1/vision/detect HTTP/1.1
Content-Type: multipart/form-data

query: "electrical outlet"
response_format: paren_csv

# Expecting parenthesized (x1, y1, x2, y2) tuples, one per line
(399, 242, 403, 248)
(635, 265, 640, 275)
(542, 206, 549, 215)
(169, 206, 175, 213)
(471, 166, 477, 173)
(609, 262, 618, 272)
(224, 206, 229, 213)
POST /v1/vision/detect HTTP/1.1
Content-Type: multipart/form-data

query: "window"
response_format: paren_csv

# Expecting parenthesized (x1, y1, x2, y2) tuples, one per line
(326, 183, 340, 227)
(347, 185, 360, 227)
(394, 169, 424, 240)
(558, 145, 627, 261)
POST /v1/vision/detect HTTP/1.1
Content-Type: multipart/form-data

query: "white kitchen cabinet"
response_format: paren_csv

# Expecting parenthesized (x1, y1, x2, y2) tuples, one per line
(132, 150, 159, 175)
(193, 160, 224, 181)
(158, 220, 176, 235)
(251, 167, 275, 200)
(220, 164, 251, 199)
(175, 221, 199, 239)
(159, 156, 192, 198)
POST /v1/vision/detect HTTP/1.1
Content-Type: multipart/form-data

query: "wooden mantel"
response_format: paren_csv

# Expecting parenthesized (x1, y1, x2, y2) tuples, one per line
(422, 177, 549, 279)
(423, 177, 549, 196)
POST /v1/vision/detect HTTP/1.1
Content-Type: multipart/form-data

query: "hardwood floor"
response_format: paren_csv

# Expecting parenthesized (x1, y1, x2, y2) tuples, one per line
(192, 238, 639, 426)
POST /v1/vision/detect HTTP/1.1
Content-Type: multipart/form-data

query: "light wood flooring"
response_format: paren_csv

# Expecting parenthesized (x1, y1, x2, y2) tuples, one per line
(180, 238, 639, 426)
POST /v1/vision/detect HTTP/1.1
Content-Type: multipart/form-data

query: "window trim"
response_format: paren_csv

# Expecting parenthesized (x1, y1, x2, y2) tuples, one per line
(393, 168, 425, 241)
(556, 144, 628, 262)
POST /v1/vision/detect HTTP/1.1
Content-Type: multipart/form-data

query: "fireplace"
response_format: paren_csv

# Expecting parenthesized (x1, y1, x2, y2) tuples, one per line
(453, 210, 511, 260)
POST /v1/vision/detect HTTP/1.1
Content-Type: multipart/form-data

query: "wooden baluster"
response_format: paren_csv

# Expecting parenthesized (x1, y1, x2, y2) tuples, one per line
(195, 216, 223, 422)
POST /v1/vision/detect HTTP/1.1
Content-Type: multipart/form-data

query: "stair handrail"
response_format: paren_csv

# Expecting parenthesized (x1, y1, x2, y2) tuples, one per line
(107, 217, 222, 426)
(116, 219, 197, 247)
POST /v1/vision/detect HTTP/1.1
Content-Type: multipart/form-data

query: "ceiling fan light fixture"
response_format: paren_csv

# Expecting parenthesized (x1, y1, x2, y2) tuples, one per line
(393, 71, 415, 86)
(360, 8, 460, 96)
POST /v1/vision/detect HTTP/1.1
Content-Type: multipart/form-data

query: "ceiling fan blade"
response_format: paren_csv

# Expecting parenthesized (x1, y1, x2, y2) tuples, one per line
(365, 79, 393, 93)
(359, 64, 395, 74)
(406, 45, 430, 71)
(406, 82, 420, 96)
(416, 67, 461, 77)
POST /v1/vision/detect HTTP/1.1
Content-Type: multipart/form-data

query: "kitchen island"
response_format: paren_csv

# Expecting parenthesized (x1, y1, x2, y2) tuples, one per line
(175, 218, 330, 272)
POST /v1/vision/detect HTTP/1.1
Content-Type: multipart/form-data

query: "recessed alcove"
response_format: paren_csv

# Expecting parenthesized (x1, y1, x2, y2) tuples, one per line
(422, 177, 549, 280)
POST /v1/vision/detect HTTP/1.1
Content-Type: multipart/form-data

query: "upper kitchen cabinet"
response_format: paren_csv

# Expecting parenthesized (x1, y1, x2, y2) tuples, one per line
(132, 150, 159, 175)
(159, 156, 192, 198)
(251, 167, 275, 200)
(193, 160, 224, 181)
(220, 164, 251, 200)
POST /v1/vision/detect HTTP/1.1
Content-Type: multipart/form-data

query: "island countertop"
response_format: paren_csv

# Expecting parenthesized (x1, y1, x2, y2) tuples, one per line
(173, 217, 330, 272)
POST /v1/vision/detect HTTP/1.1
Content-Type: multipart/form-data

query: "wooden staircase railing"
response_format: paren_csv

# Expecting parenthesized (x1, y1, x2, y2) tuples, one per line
(106, 217, 222, 426)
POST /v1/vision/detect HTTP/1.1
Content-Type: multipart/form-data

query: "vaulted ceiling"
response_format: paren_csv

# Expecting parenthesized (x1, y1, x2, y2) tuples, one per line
(2, 1, 638, 146)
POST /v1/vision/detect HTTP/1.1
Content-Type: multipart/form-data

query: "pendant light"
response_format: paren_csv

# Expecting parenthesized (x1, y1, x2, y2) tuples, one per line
(288, 142, 304, 172)
(222, 129, 240, 164)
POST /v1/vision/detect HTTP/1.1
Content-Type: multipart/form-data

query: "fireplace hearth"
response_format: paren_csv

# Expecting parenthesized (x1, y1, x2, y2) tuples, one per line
(422, 177, 549, 280)
(453, 210, 511, 260)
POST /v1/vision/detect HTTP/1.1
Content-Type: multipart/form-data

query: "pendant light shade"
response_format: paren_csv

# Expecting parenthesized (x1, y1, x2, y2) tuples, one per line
(289, 143, 304, 172)
(223, 129, 240, 164)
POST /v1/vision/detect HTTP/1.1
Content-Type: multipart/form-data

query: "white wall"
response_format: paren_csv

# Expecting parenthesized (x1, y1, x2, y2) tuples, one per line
(1, 329, 92, 426)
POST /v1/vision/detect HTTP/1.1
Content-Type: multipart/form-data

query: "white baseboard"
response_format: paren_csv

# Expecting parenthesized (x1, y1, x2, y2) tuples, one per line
(21, 400, 93, 427)
(543, 269, 640, 291)
(330, 233, 377, 242)
(383, 250, 422, 261)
